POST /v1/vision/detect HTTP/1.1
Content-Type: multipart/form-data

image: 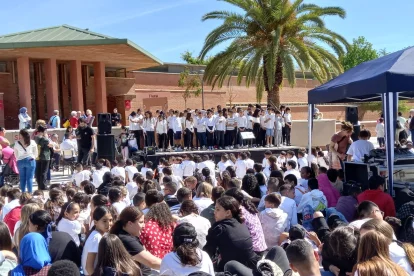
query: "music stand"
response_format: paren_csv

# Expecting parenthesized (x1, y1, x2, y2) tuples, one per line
(240, 132, 256, 149)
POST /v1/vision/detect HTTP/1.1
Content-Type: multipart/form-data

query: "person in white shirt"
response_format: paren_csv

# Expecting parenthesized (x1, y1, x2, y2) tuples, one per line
(172, 111, 183, 150)
(274, 111, 284, 147)
(347, 130, 375, 162)
(72, 163, 91, 187)
(264, 108, 276, 147)
(277, 151, 287, 168)
(111, 160, 126, 181)
(217, 154, 234, 173)
(183, 113, 195, 150)
(245, 152, 255, 170)
(155, 113, 168, 151)
(235, 152, 248, 179)
(109, 187, 127, 215)
(297, 151, 308, 169)
(205, 111, 216, 150)
(195, 111, 207, 149)
(92, 162, 107, 188)
(225, 110, 237, 149)
(283, 107, 292, 146)
(235, 109, 248, 147)
(198, 154, 216, 176)
(160, 222, 214, 276)
(141, 161, 153, 180)
(128, 110, 143, 151)
(215, 110, 226, 149)
(14, 129, 38, 193)
(376, 118, 385, 148)
(167, 110, 175, 149)
(142, 111, 157, 147)
(177, 200, 211, 248)
(284, 160, 302, 180)
(262, 150, 272, 170)
(182, 154, 196, 179)
(56, 202, 84, 246)
(124, 159, 139, 183)
(193, 183, 214, 213)
(60, 133, 78, 160)
(1, 188, 21, 220)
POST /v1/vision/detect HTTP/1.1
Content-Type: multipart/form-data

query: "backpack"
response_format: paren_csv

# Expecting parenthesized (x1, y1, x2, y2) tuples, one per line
(399, 215, 414, 243)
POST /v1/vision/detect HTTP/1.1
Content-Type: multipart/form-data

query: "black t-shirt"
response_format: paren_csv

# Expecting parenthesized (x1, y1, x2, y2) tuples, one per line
(77, 126, 94, 149)
(118, 229, 151, 276)
(111, 113, 122, 126)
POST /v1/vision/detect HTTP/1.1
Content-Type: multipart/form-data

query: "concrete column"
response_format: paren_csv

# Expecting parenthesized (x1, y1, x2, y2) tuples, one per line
(94, 62, 107, 114)
(70, 60, 84, 112)
(44, 58, 59, 115)
(17, 57, 31, 114)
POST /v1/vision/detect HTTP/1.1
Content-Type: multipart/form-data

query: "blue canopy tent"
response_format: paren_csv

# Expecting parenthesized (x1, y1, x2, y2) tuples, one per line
(307, 46, 414, 194)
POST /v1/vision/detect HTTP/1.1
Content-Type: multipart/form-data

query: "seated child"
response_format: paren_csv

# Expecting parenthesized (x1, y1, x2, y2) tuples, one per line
(259, 193, 288, 248)
(72, 163, 91, 187)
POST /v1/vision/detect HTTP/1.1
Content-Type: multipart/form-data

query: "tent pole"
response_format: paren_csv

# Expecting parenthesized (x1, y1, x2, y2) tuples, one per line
(308, 104, 314, 158)
(384, 92, 396, 196)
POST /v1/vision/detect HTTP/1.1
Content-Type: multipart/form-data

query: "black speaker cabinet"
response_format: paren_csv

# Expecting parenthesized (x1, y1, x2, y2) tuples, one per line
(98, 113, 112, 134)
(97, 134, 115, 162)
(345, 106, 358, 124)
(351, 125, 361, 142)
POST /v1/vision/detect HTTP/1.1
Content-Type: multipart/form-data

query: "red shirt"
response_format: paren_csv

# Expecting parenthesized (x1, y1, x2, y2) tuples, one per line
(357, 189, 396, 218)
(69, 117, 78, 128)
(4, 205, 22, 235)
(139, 219, 174, 258)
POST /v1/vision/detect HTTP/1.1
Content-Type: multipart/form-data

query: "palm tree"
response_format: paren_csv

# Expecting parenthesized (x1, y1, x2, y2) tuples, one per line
(199, 0, 350, 106)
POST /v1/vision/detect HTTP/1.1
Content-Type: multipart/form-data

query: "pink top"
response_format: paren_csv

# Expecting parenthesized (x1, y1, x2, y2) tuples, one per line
(317, 173, 340, 207)
(2, 146, 18, 174)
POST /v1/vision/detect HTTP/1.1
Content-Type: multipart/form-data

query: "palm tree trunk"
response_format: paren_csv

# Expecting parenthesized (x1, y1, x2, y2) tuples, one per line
(267, 56, 283, 107)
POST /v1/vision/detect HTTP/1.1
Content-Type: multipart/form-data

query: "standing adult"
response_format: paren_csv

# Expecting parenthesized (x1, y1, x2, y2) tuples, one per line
(329, 121, 353, 170)
(143, 111, 156, 147)
(50, 133, 61, 171)
(76, 118, 95, 165)
(0, 127, 10, 148)
(408, 109, 414, 142)
(14, 129, 38, 193)
(34, 125, 53, 190)
(69, 111, 79, 129)
(111, 108, 122, 127)
(85, 109, 95, 127)
(18, 107, 31, 130)
(48, 110, 61, 129)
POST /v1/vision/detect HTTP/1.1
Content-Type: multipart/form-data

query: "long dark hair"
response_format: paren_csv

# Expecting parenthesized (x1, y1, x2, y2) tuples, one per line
(216, 196, 244, 223)
(173, 223, 201, 266)
(92, 234, 141, 276)
(225, 187, 258, 214)
(44, 188, 65, 222)
(145, 202, 174, 230)
(0, 222, 12, 251)
(19, 129, 31, 146)
(241, 174, 261, 199)
(86, 206, 112, 241)
(202, 167, 213, 185)
(110, 206, 143, 235)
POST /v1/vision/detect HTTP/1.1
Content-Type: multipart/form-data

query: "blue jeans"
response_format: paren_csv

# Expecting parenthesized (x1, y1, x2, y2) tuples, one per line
(17, 158, 36, 193)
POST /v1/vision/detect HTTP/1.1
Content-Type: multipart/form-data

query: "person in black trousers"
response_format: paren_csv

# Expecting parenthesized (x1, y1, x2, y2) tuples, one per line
(76, 118, 95, 166)
(34, 125, 52, 190)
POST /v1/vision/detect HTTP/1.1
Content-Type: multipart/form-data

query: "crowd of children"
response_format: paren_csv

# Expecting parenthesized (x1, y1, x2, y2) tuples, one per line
(0, 141, 412, 276)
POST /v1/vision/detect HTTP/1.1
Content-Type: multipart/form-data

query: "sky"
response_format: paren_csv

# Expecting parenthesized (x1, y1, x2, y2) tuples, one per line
(1, 0, 414, 63)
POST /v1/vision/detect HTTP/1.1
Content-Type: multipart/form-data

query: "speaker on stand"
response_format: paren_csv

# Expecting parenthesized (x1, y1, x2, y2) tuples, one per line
(97, 135, 115, 162)
(98, 113, 112, 134)
(345, 106, 358, 124)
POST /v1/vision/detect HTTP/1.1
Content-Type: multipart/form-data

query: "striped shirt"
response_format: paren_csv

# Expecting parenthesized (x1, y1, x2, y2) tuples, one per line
(226, 117, 236, 130)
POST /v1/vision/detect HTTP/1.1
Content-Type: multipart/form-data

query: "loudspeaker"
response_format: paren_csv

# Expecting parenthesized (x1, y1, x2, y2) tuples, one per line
(345, 107, 358, 124)
(351, 125, 360, 142)
(144, 146, 156, 155)
(97, 135, 115, 162)
(98, 113, 112, 134)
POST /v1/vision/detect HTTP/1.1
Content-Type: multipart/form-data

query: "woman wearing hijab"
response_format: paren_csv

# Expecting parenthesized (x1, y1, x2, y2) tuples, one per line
(9, 232, 51, 276)
(18, 107, 31, 130)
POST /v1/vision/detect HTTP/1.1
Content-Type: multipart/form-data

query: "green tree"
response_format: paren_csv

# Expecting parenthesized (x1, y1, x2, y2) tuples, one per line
(199, 0, 349, 106)
(339, 36, 379, 71)
(178, 68, 202, 108)
(181, 50, 213, 65)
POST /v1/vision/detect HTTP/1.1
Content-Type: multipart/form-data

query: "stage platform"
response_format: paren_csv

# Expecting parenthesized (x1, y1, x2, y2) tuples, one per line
(145, 146, 300, 166)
